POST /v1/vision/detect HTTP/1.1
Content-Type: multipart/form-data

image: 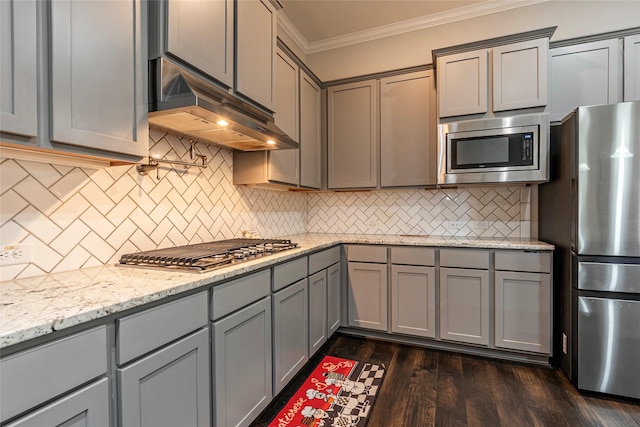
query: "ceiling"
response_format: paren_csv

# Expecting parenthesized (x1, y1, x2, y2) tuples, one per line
(278, 0, 547, 53)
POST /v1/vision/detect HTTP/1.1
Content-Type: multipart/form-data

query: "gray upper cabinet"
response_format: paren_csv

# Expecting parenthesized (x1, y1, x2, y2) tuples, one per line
(164, 0, 233, 86)
(299, 69, 322, 189)
(550, 39, 620, 122)
(327, 80, 379, 189)
(380, 70, 437, 187)
(436, 30, 553, 118)
(624, 34, 640, 101)
(437, 49, 488, 117)
(0, 0, 37, 138)
(492, 38, 549, 111)
(236, 0, 276, 111)
(50, 0, 148, 158)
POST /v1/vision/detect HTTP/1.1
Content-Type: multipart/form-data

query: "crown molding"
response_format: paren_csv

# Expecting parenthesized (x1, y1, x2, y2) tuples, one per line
(279, 0, 549, 55)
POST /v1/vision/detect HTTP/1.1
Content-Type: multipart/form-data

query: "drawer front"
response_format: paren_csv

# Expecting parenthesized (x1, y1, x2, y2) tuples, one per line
(117, 291, 209, 365)
(309, 246, 341, 274)
(495, 251, 551, 273)
(0, 326, 107, 423)
(273, 257, 308, 291)
(391, 246, 435, 266)
(440, 249, 489, 269)
(346, 245, 387, 263)
(211, 269, 271, 320)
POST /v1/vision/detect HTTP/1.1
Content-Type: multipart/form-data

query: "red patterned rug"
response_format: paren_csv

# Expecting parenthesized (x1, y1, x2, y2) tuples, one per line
(268, 355, 386, 427)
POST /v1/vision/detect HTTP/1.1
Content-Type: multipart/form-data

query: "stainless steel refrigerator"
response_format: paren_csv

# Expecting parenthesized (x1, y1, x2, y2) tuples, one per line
(539, 101, 640, 400)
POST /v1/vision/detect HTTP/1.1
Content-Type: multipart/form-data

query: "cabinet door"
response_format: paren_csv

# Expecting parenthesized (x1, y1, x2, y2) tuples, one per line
(236, 0, 276, 111)
(0, 0, 37, 137)
(213, 297, 272, 427)
(119, 328, 210, 427)
(327, 262, 342, 336)
(495, 271, 551, 354)
(550, 39, 621, 121)
(50, 0, 148, 157)
(380, 70, 436, 187)
(437, 49, 488, 117)
(440, 267, 490, 346)
(624, 34, 640, 101)
(328, 80, 378, 189)
(391, 265, 436, 338)
(299, 70, 322, 189)
(5, 378, 109, 427)
(166, 0, 233, 87)
(273, 279, 308, 395)
(308, 270, 327, 355)
(347, 262, 388, 331)
(493, 38, 549, 111)
(269, 48, 299, 185)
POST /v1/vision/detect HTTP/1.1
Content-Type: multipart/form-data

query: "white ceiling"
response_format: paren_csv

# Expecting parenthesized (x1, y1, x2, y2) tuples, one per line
(278, 0, 548, 53)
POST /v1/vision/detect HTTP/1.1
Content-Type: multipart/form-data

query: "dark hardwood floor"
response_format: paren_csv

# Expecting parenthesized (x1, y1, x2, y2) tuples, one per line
(251, 334, 640, 427)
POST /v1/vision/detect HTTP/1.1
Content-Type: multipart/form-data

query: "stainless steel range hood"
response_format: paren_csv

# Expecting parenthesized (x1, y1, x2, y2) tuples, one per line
(148, 58, 298, 151)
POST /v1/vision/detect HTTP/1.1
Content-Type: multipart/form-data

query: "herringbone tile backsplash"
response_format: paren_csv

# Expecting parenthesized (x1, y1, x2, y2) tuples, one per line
(1, 128, 532, 281)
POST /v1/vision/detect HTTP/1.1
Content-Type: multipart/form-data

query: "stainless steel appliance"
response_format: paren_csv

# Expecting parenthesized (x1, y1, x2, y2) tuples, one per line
(118, 238, 298, 272)
(438, 113, 550, 185)
(148, 58, 298, 151)
(539, 101, 640, 400)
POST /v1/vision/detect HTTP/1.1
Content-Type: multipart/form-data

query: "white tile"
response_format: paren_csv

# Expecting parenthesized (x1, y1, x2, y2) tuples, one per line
(13, 206, 62, 244)
(25, 235, 63, 271)
(105, 173, 137, 204)
(0, 221, 29, 245)
(106, 218, 137, 249)
(80, 231, 116, 264)
(17, 160, 62, 187)
(79, 206, 116, 240)
(51, 246, 91, 274)
(49, 168, 90, 201)
(49, 193, 91, 229)
(50, 220, 91, 255)
(79, 181, 115, 215)
(0, 159, 28, 193)
(0, 190, 28, 226)
(14, 176, 61, 215)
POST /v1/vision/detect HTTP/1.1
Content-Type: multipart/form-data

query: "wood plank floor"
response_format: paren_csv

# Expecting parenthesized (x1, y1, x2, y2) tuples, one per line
(251, 334, 640, 427)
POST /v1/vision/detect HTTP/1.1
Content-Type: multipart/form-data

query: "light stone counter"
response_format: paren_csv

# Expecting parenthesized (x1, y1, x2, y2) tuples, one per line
(0, 233, 553, 349)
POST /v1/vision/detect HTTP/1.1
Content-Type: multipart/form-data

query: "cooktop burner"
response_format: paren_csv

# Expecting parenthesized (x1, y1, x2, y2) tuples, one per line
(118, 238, 298, 272)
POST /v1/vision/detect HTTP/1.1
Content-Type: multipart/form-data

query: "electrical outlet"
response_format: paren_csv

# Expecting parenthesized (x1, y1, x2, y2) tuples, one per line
(366, 219, 379, 229)
(562, 333, 568, 354)
(446, 221, 465, 229)
(0, 243, 32, 266)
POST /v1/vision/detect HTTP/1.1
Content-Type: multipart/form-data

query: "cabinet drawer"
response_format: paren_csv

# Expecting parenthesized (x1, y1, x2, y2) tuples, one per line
(346, 245, 387, 263)
(117, 291, 208, 365)
(495, 251, 551, 273)
(309, 246, 341, 274)
(211, 270, 271, 320)
(0, 326, 107, 423)
(440, 249, 489, 269)
(273, 257, 308, 291)
(391, 246, 435, 266)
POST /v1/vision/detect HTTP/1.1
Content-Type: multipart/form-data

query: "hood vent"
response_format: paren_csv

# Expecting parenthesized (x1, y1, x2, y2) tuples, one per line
(148, 58, 298, 151)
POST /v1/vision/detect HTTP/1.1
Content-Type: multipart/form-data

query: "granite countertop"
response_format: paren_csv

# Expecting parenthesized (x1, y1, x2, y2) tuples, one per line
(0, 233, 553, 349)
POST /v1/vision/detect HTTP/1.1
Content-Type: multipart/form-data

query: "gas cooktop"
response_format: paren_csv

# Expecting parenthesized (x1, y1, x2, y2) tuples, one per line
(118, 238, 298, 272)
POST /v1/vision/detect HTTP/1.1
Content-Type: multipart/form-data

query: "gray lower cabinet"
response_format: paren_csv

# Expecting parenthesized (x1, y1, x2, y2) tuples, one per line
(439, 267, 490, 346)
(308, 270, 328, 354)
(213, 296, 273, 427)
(0, 326, 108, 424)
(272, 279, 309, 395)
(118, 328, 210, 427)
(347, 262, 388, 331)
(4, 378, 109, 427)
(327, 262, 342, 336)
(390, 264, 436, 338)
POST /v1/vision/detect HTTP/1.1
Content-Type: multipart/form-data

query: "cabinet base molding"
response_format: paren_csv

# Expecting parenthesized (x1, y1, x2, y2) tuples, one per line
(337, 328, 551, 366)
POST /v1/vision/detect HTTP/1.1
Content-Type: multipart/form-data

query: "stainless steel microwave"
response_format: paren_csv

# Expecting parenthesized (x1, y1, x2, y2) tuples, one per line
(437, 113, 550, 185)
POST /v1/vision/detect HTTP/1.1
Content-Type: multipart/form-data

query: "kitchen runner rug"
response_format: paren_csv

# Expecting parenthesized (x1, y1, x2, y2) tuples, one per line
(268, 355, 386, 427)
